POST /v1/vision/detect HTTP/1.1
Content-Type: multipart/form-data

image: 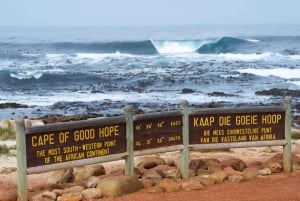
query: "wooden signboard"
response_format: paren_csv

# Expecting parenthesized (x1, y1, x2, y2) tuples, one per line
(25, 117, 126, 168)
(189, 108, 285, 145)
(133, 111, 182, 151)
(16, 98, 292, 201)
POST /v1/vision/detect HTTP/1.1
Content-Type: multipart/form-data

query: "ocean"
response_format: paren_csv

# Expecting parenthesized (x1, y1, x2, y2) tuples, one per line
(0, 25, 300, 120)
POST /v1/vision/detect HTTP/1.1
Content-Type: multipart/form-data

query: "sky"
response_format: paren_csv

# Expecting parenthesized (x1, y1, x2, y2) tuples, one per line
(0, 0, 300, 26)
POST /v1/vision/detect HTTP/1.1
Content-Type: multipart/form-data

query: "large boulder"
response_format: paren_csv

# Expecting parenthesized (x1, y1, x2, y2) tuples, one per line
(97, 175, 143, 198)
(74, 164, 105, 182)
(135, 156, 165, 171)
(264, 152, 300, 172)
(189, 158, 220, 170)
(221, 158, 247, 171)
(47, 168, 73, 184)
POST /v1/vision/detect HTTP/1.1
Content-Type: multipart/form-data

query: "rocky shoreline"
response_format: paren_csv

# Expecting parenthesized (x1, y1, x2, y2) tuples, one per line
(1, 147, 300, 200)
(1, 87, 300, 121)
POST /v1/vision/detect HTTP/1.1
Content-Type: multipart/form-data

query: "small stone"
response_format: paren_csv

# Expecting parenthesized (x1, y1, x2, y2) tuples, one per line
(258, 168, 272, 176)
(165, 169, 181, 180)
(86, 176, 100, 188)
(156, 178, 180, 192)
(57, 192, 82, 201)
(208, 171, 228, 183)
(42, 191, 57, 200)
(264, 161, 282, 173)
(142, 170, 162, 184)
(64, 186, 84, 193)
(47, 169, 73, 184)
(228, 175, 245, 183)
(179, 179, 204, 191)
(222, 158, 247, 171)
(82, 188, 102, 199)
(193, 176, 215, 186)
(140, 178, 155, 188)
(242, 168, 259, 181)
(143, 186, 164, 194)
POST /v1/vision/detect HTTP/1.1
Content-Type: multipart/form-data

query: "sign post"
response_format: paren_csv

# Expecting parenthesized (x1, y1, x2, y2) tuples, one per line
(15, 119, 27, 201)
(283, 96, 292, 172)
(124, 105, 134, 176)
(180, 100, 189, 179)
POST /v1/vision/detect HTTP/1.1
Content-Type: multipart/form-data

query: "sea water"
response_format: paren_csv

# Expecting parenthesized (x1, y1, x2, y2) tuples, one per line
(0, 25, 300, 119)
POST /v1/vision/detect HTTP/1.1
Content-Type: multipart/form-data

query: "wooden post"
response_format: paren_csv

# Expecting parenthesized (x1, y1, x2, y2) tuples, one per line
(15, 119, 27, 201)
(283, 97, 292, 172)
(180, 100, 189, 179)
(124, 105, 134, 175)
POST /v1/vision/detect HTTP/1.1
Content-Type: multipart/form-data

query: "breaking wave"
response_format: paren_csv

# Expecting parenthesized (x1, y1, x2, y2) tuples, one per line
(1, 36, 299, 57)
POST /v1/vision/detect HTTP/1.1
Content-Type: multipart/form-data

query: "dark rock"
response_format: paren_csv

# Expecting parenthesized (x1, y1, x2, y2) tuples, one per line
(0, 102, 28, 109)
(255, 88, 300, 97)
(208, 91, 236, 97)
(40, 114, 99, 124)
(181, 88, 195, 94)
(282, 49, 299, 55)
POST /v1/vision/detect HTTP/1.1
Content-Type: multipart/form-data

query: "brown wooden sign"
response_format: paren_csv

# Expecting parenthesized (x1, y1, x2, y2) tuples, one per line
(134, 112, 182, 150)
(189, 110, 285, 145)
(25, 118, 126, 168)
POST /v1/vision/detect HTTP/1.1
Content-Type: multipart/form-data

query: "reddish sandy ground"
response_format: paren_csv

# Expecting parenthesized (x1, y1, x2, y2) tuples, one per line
(99, 170, 300, 201)
(2, 147, 300, 201)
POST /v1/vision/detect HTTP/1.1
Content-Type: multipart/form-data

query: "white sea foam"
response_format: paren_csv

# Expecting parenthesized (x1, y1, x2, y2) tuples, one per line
(22, 53, 44, 57)
(218, 52, 274, 61)
(151, 39, 216, 54)
(289, 81, 300, 86)
(46, 53, 69, 59)
(219, 74, 241, 79)
(245, 38, 260, 43)
(290, 55, 300, 60)
(10, 71, 43, 79)
(161, 52, 299, 62)
(76, 52, 138, 60)
(237, 68, 300, 79)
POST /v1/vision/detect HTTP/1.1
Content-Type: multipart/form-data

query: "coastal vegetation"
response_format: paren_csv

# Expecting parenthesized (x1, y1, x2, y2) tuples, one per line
(0, 127, 15, 141)
(0, 127, 16, 155)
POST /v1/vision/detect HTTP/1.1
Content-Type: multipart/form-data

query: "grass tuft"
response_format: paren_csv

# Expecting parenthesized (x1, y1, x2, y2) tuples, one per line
(0, 144, 10, 155)
(0, 127, 16, 140)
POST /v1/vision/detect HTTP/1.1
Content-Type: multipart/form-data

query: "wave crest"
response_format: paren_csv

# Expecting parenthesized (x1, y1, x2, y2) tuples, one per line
(10, 71, 43, 80)
(150, 39, 210, 54)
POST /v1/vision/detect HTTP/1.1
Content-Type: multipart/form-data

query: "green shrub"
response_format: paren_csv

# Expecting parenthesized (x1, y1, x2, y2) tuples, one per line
(0, 144, 10, 155)
(0, 127, 16, 140)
